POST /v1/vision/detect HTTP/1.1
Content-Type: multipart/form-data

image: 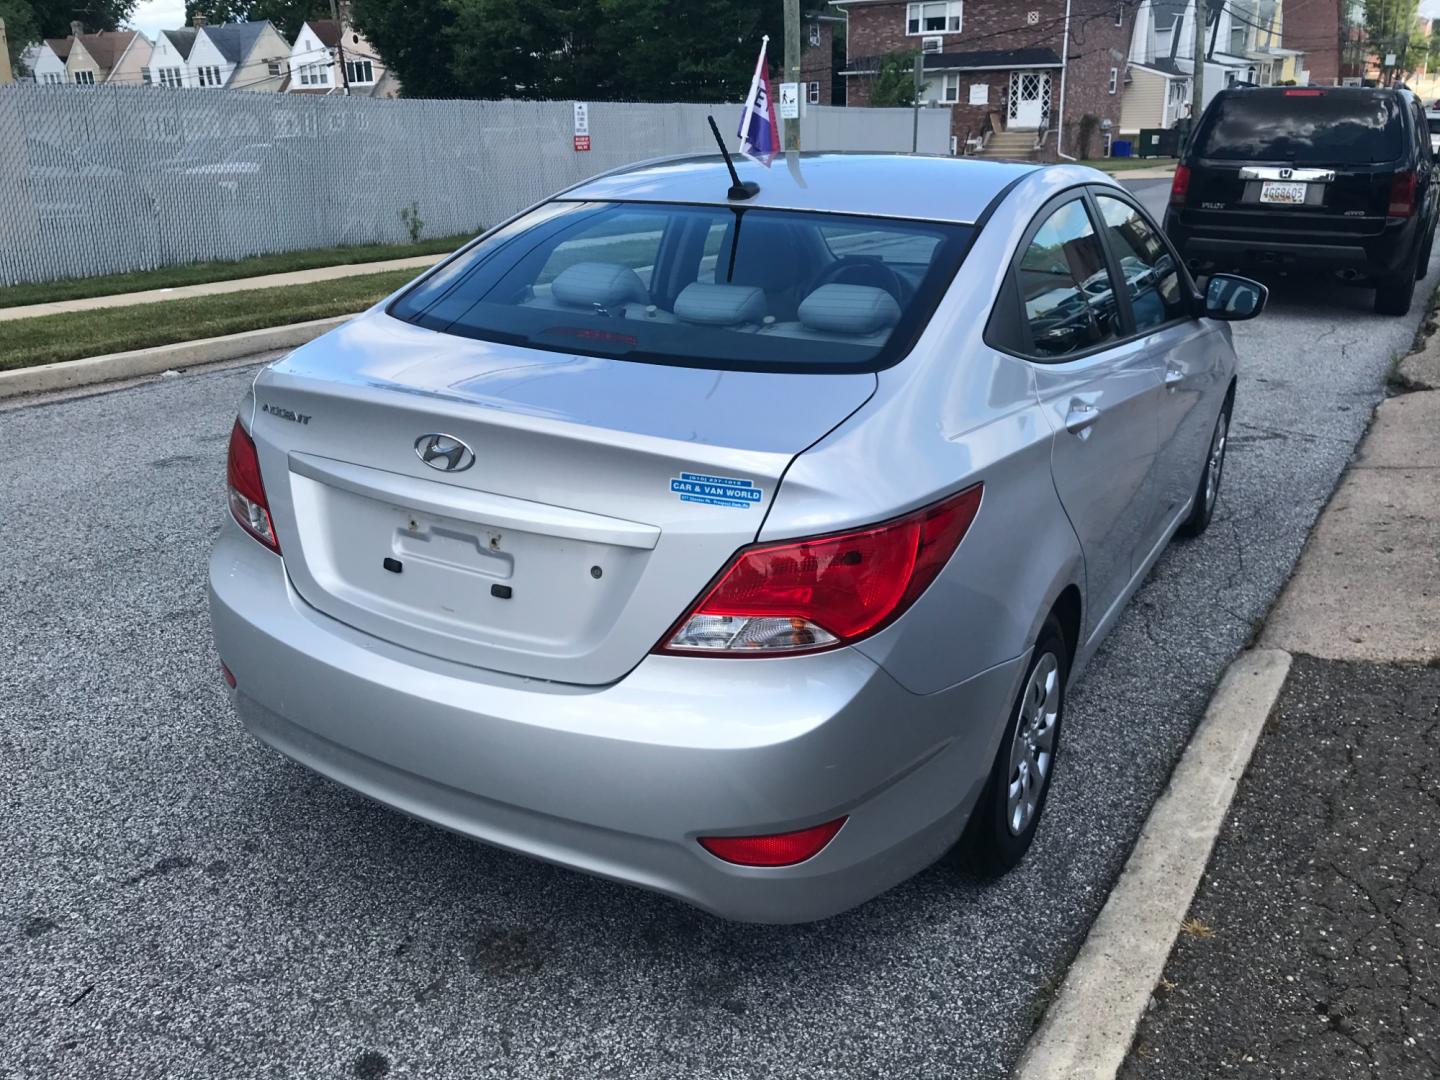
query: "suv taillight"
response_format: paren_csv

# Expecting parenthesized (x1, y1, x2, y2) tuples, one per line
(1389, 170, 1417, 217)
(1170, 164, 1191, 206)
(657, 484, 982, 656)
(227, 420, 279, 553)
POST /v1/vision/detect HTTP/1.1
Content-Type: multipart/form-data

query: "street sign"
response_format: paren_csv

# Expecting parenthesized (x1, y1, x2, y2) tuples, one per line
(778, 81, 799, 119)
(573, 101, 590, 151)
(1385, 52, 1397, 67)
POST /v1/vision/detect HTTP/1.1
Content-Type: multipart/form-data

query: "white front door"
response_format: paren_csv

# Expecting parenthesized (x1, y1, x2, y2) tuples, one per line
(1008, 71, 1050, 129)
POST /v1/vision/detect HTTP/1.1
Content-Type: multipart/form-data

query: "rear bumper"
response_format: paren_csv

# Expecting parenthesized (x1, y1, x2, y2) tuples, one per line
(1165, 212, 1420, 275)
(208, 522, 1026, 923)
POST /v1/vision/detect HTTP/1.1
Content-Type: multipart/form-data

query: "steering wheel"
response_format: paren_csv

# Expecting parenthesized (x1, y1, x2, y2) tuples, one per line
(807, 257, 910, 304)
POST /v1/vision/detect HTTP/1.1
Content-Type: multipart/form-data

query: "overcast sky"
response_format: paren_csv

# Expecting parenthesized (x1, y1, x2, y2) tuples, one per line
(127, 0, 186, 36)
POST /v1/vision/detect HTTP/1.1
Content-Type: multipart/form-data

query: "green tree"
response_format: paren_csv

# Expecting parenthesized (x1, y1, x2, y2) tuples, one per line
(349, 0, 457, 98)
(1363, 0, 1419, 68)
(33, 0, 136, 37)
(0, 0, 41, 73)
(446, 0, 608, 99)
(869, 51, 916, 108)
(185, 0, 329, 38)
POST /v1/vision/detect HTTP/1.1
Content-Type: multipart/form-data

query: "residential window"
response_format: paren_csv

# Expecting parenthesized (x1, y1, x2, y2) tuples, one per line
(73, 70, 95, 85)
(1114, 2, 1124, 26)
(1108, 66, 1118, 94)
(943, 72, 959, 102)
(268, 61, 282, 77)
(42, 72, 63, 85)
(345, 59, 374, 84)
(142, 69, 152, 85)
(809, 22, 821, 47)
(159, 67, 182, 88)
(197, 65, 222, 87)
(808, 80, 820, 104)
(300, 63, 329, 86)
(906, 2, 962, 35)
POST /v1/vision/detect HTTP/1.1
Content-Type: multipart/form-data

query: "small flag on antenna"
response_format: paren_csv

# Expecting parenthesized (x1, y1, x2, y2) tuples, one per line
(737, 36, 779, 167)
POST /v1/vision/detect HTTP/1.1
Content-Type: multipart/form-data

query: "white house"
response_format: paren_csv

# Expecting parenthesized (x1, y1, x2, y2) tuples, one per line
(31, 39, 70, 85)
(288, 18, 399, 97)
(146, 27, 198, 88)
(187, 19, 291, 91)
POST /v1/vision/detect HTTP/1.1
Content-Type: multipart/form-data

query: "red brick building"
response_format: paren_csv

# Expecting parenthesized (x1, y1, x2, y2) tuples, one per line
(834, 0, 1135, 160)
(802, 9, 845, 107)
(1283, 0, 1342, 85)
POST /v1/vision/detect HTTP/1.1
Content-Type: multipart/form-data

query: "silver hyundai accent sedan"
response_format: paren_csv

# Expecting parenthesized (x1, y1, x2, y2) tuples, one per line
(209, 153, 1265, 923)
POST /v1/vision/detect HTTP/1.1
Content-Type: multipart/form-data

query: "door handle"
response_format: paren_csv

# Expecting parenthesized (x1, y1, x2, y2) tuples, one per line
(1064, 399, 1099, 436)
(1164, 363, 1185, 388)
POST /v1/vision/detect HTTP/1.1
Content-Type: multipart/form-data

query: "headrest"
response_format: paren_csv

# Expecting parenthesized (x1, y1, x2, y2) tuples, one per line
(673, 282, 767, 326)
(551, 262, 649, 308)
(799, 284, 902, 335)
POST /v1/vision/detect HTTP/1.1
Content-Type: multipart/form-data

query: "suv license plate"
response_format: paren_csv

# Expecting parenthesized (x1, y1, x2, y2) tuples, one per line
(1260, 180, 1307, 205)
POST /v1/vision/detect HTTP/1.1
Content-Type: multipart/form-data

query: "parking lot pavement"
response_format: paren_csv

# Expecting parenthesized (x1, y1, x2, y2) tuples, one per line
(3, 181, 1436, 1079)
(1119, 658, 1440, 1080)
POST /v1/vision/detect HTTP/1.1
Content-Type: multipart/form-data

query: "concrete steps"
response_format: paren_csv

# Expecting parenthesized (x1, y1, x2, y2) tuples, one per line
(976, 129, 1038, 160)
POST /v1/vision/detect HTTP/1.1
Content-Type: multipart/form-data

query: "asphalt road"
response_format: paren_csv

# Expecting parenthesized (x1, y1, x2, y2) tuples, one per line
(2, 179, 1435, 1080)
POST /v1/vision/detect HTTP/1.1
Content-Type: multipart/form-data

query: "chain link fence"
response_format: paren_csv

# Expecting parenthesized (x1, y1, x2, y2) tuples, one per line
(0, 86, 951, 287)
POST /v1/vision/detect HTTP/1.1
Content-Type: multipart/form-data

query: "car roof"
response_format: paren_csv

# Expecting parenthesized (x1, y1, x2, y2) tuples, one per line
(561, 152, 1042, 226)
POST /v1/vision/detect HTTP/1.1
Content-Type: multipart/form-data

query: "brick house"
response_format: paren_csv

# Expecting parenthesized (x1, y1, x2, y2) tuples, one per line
(1282, 0, 1340, 85)
(834, 0, 1135, 160)
(802, 9, 845, 106)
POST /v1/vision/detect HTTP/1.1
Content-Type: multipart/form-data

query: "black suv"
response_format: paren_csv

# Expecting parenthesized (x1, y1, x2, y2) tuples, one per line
(1165, 85, 1439, 315)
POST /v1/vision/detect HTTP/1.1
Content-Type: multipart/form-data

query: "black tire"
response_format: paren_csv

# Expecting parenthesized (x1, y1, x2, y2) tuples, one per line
(1417, 225, 1436, 281)
(1376, 244, 1420, 315)
(964, 615, 1068, 875)
(1177, 396, 1232, 538)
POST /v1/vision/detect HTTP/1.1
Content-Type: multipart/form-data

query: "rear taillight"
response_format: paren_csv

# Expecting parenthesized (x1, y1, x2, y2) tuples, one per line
(658, 484, 982, 657)
(1170, 164, 1191, 206)
(227, 420, 279, 553)
(699, 818, 847, 867)
(1389, 170, 1417, 217)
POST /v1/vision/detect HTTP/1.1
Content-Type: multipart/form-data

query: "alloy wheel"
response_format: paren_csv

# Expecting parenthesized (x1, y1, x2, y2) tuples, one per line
(1006, 651, 1060, 836)
(1204, 412, 1228, 515)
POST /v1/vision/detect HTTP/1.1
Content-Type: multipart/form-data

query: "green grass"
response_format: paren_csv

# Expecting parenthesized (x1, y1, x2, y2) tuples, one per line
(0, 269, 419, 371)
(1079, 156, 1177, 173)
(0, 234, 474, 311)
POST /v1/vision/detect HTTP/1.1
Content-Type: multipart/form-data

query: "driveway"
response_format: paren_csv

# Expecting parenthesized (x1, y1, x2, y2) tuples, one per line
(1, 179, 1432, 1079)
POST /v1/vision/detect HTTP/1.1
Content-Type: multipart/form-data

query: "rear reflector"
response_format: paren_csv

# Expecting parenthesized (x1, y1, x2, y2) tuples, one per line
(659, 484, 982, 656)
(220, 661, 237, 689)
(699, 818, 847, 867)
(1170, 163, 1190, 206)
(227, 420, 279, 553)
(1389, 170, 1417, 217)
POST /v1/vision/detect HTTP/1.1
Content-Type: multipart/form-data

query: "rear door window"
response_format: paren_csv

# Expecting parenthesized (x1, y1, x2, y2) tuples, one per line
(1016, 200, 1122, 359)
(1193, 92, 1405, 164)
(1093, 195, 1190, 332)
(388, 201, 973, 374)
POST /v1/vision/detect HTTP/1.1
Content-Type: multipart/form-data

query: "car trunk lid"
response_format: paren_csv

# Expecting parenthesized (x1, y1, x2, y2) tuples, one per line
(249, 312, 875, 685)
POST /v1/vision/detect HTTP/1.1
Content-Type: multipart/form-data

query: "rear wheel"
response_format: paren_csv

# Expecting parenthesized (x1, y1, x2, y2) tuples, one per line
(1417, 225, 1436, 281)
(1376, 245, 1420, 315)
(964, 616, 1067, 874)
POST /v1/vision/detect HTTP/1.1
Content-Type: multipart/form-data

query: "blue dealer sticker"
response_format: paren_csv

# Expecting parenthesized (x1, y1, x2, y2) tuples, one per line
(670, 471, 763, 509)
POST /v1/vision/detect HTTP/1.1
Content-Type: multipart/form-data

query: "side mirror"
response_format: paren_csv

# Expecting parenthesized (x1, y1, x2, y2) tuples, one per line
(1201, 273, 1268, 321)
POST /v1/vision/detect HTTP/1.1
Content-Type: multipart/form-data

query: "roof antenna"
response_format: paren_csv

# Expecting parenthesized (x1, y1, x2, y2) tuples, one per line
(707, 115, 759, 201)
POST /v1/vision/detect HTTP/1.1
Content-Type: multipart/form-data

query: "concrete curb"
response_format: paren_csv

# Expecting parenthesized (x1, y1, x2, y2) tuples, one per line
(1014, 648, 1293, 1080)
(0, 316, 347, 400)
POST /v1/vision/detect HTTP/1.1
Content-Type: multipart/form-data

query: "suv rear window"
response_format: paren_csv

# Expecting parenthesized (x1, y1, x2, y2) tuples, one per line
(388, 201, 972, 374)
(1193, 92, 1405, 165)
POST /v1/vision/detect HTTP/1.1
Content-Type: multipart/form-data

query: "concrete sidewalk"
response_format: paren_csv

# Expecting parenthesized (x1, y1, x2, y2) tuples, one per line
(1119, 374, 1440, 1077)
(0, 254, 444, 323)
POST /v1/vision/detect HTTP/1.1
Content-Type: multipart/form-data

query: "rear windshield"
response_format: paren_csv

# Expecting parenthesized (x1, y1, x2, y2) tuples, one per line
(388, 201, 973, 374)
(1193, 92, 1405, 164)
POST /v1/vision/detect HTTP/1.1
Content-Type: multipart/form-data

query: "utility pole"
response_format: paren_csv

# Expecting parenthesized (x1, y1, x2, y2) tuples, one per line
(912, 48, 923, 152)
(784, 0, 801, 151)
(330, 0, 350, 96)
(1191, 0, 1205, 119)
